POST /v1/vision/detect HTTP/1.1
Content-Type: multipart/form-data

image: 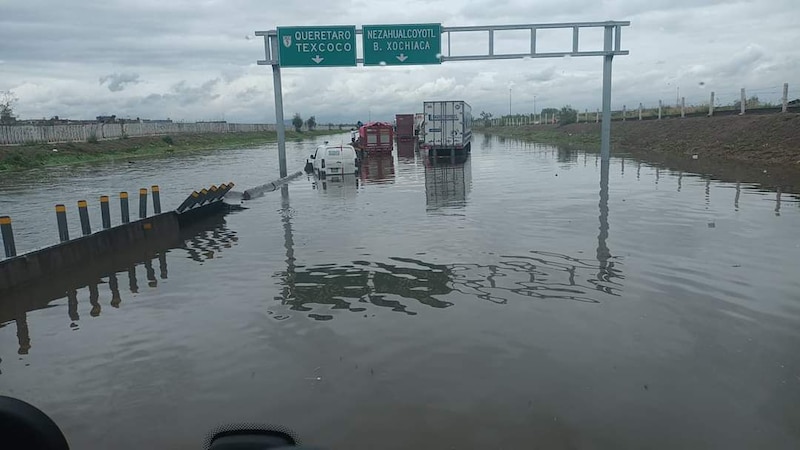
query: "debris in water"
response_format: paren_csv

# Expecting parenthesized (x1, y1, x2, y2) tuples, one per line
(692, 154, 699, 160)
(708, 222, 716, 228)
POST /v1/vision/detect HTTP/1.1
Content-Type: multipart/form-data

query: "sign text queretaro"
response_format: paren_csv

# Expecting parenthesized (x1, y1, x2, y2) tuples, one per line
(277, 26, 357, 67)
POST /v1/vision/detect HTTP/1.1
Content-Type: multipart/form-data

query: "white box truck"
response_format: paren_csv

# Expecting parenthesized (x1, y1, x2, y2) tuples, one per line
(422, 101, 472, 154)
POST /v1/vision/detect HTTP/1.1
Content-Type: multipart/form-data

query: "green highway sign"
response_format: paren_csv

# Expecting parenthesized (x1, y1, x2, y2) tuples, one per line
(362, 23, 442, 66)
(277, 26, 357, 67)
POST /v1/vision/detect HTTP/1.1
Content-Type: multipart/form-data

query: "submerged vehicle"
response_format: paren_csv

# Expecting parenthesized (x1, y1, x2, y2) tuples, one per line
(351, 121, 394, 155)
(305, 143, 359, 179)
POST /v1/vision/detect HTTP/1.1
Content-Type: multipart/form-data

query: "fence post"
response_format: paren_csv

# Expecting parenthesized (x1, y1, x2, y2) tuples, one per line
(139, 188, 148, 219)
(782, 83, 789, 113)
(1, 216, 16, 258)
(638, 103, 642, 120)
(658, 100, 662, 120)
(152, 185, 162, 214)
(740, 88, 746, 115)
(709, 92, 715, 116)
(78, 200, 91, 235)
(622, 105, 626, 121)
(596, 109, 599, 123)
(120, 192, 130, 223)
(55, 204, 69, 242)
(681, 97, 685, 118)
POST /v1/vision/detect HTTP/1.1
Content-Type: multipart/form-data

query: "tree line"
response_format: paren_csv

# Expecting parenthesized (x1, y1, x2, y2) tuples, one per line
(292, 113, 317, 132)
(1, 91, 17, 125)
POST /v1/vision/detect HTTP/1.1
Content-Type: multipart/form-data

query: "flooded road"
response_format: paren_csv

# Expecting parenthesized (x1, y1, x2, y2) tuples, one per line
(2, 134, 800, 449)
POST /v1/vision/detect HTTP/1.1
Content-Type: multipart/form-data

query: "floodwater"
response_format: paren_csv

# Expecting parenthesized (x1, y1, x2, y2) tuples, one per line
(1, 133, 800, 449)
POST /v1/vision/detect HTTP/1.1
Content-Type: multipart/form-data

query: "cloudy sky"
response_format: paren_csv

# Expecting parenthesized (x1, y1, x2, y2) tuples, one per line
(1, 0, 798, 124)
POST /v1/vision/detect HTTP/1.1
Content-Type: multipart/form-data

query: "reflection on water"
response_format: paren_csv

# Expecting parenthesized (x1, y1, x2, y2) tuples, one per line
(272, 251, 623, 320)
(360, 155, 395, 184)
(312, 175, 359, 198)
(0, 214, 238, 355)
(181, 216, 238, 263)
(596, 158, 619, 291)
(396, 140, 416, 158)
(424, 155, 472, 211)
(270, 174, 621, 320)
(274, 258, 455, 320)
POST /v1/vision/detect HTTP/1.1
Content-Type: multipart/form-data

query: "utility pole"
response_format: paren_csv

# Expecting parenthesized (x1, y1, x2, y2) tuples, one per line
(533, 95, 537, 117)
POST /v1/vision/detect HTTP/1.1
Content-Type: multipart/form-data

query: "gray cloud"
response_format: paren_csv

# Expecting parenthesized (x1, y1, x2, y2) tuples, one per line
(0, 0, 798, 123)
(99, 73, 141, 92)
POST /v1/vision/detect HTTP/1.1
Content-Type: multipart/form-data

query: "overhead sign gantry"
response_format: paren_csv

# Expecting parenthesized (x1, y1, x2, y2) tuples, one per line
(257, 21, 630, 177)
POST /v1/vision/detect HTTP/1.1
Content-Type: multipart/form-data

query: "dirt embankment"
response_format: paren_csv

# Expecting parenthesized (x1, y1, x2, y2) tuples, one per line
(477, 114, 800, 190)
(562, 113, 800, 166)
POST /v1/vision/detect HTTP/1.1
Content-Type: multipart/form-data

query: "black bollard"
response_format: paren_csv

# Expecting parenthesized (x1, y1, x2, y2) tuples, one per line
(55, 204, 70, 242)
(139, 188, 148, 219)
(89, 283, 101, 317)
(78, 200, 91, 235)
(145, 258, 157, 288)
(67, 289, 79, 322)
(1, 215, 17, 258)
(128, 266, 138, 294)
(177, 191, 200, 213)
(151, 185, 162, 214)
(158, 252, 168, 279)
(109, 272, 121, 308)
(198, 188, 209, 206)
(120, 192, 130, 223)
(207, 185, 219, 203)
(100, 195, 111, 229)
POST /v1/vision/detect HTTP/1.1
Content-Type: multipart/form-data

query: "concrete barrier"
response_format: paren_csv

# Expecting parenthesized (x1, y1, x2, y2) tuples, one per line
(0, 212, 180, 291)
(0, 213, 231, 325)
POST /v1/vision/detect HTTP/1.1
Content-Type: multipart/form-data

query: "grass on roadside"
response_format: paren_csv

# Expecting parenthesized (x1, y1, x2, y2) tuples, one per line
(475, 125, 601, 147)
(0, 129, 344, 171)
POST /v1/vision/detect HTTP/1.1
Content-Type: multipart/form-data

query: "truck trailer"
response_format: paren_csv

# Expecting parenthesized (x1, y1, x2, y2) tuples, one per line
(395, 114, 415, 142)
(421, 101, 472, 157)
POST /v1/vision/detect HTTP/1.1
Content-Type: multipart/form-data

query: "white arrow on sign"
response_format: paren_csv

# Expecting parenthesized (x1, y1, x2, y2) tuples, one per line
(311, 55, 324, 64)
(396, 54, 408, 62)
